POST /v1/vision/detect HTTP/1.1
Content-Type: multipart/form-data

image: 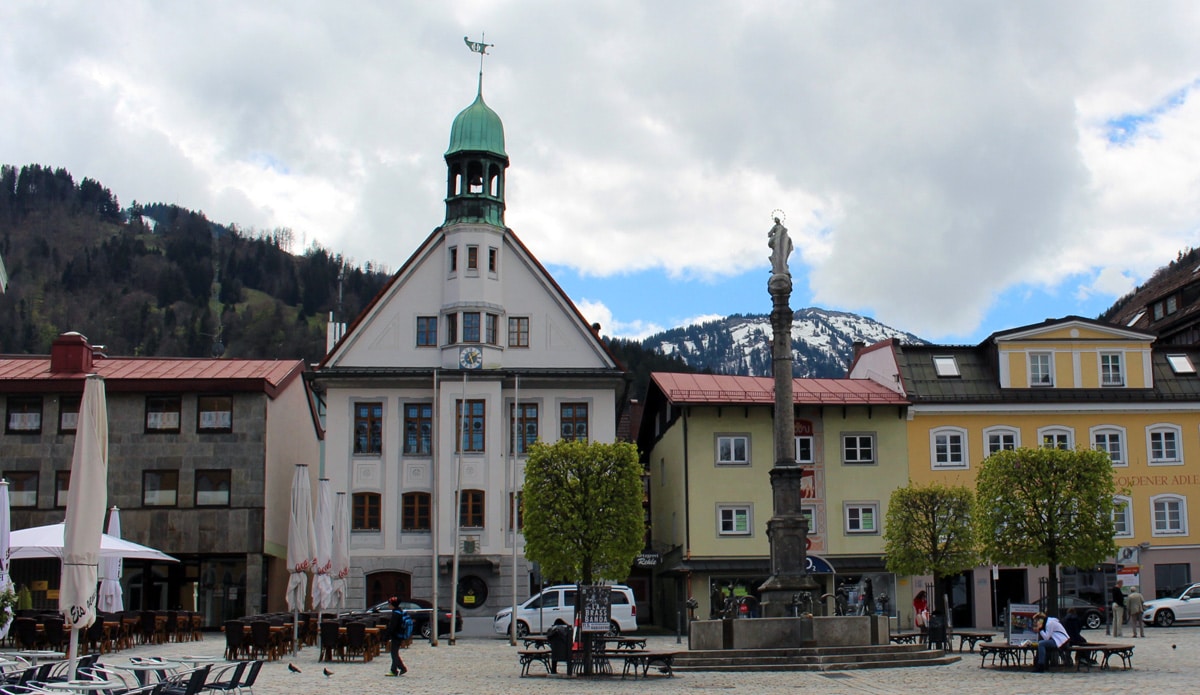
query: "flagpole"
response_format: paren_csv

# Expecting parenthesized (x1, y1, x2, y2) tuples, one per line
(509, 374, 520, 645)
(448, 372, 466, 646)
(430, 369, 440, 647)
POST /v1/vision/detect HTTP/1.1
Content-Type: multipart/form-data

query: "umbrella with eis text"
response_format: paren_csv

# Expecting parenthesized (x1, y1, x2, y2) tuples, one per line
(60, 374, 108, 678)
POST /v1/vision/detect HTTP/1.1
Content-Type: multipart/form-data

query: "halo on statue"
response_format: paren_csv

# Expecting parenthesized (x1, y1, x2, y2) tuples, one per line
(771, 209, 787, 225)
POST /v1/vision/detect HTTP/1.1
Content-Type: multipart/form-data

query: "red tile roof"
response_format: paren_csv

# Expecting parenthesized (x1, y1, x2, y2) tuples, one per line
(0, 355, 306, 398)
(650, 372, 907, 405)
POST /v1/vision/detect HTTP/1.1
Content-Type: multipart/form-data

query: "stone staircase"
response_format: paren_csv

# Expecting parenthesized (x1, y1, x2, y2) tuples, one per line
(671, 643, 960, 672)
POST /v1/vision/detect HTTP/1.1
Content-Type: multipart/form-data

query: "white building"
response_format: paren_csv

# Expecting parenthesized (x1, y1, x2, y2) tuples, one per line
(311, 76, 628, 617)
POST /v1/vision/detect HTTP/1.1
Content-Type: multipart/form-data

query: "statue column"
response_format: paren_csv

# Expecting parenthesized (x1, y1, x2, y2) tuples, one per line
(758, 217, 821, 622)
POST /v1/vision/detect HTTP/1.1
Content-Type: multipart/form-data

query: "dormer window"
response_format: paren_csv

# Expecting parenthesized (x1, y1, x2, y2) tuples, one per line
(932, 356, 960, 377)
(1029, 352, 1053, 387)
(1100, 353, 1124, 386)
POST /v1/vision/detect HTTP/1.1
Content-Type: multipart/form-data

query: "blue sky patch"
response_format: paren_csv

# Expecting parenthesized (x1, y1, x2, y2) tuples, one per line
(1105, 78, 1198, 145)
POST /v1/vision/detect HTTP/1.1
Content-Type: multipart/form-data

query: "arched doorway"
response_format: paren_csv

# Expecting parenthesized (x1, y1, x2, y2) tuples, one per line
(366, 571, 411, 606)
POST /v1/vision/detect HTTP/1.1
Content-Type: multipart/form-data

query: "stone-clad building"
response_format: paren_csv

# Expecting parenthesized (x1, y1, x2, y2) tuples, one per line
(0, 332, 320, 625)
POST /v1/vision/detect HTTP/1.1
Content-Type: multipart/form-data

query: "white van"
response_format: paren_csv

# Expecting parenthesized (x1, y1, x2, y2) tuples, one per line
(493, 584, 637, 636)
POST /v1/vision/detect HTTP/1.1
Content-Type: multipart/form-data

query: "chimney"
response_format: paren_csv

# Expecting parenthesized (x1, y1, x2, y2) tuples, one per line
(50, 332, 94, 374)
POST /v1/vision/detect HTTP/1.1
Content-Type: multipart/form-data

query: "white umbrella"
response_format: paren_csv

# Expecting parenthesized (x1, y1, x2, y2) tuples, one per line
(330, 491, 349, 609)
(0, 480, 14, 640)
(60, 374, 108, 678)
(285, 465, 316, 656)
(97, 507, 124, 612)
(9, 523, 176, 562)
(311, 479, 334, 611)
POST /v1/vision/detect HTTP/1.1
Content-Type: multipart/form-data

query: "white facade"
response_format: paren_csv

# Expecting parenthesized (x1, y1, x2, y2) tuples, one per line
(313, 90, 625, 618)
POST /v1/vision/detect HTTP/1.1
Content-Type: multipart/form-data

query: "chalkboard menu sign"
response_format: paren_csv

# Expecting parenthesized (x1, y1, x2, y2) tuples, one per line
(581, 585, 612, 633)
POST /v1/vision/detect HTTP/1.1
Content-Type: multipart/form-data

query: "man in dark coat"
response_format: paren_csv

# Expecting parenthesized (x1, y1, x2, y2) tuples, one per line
(385, 596, 410, 676)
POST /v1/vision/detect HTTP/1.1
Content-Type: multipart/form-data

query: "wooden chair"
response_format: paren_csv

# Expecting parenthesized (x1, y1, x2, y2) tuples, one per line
(344, 621, 368, 661)
(318, 621, 343, 662)
(12, 617, 38, 650)
(247, 621, 276, 661)
(40, 617, 66, 652)
(223, 620, 246, 661)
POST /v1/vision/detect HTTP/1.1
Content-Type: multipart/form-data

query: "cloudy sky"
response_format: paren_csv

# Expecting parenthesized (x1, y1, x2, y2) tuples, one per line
(3, 1, 1200, 343)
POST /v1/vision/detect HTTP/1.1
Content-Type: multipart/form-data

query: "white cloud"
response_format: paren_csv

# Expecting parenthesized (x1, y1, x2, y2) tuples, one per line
(3, 2, 1200, 340)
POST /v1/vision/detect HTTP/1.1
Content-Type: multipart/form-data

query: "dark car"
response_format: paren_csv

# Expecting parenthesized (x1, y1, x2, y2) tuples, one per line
(1037, 595, 1106, 630)
(345, 598, 464, 639)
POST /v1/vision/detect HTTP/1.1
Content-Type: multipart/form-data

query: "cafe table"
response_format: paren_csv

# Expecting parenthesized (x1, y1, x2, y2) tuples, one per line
(115, 659, 180, 685)
(42, 678, 126, 695)
(13, 650, 65, 665)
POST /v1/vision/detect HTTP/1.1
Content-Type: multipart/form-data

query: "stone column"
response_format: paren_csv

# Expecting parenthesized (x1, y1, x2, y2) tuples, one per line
(758, 220, 820, 621)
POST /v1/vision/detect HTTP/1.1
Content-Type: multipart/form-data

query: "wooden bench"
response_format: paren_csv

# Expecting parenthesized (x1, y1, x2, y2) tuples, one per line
(890, 631, 922, 644)
(952, 630, 996, 652)
(978, 642, 1134, 671)
(1068, 643, 1135, 671)
(518, 649, 559, 676)
(618, 650, 677, 679)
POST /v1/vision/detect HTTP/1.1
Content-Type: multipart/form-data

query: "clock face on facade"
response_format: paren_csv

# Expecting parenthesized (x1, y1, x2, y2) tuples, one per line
(459, 346, 483, 369)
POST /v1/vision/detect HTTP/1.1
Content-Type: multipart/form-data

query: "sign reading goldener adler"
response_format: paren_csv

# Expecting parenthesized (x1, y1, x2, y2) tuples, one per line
(581, 585, 612, 633)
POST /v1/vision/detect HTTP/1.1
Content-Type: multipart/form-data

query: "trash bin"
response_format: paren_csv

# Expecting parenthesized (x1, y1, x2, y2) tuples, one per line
(926, 613, 948, 651)
(546, 624, 573, 674)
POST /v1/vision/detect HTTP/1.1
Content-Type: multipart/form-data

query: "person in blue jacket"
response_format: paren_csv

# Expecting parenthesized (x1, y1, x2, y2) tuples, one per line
(384, 596, 412, 676)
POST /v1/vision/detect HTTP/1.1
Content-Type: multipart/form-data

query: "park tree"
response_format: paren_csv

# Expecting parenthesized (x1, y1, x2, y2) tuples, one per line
(522, 439, 644, 586)
(975, 447, 1118, 618)
(884, 482, 978, 622)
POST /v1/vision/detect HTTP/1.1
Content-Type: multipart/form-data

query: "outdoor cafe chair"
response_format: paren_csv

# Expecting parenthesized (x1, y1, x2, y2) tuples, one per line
(318, 622, 342, 662)
(222, 621, 246, 662)
(199, 661, 245, 694)
(233, 660, 262, 695)
(39, 619, 65, 653)
(157, 665, 210, 695)
(12, 619, 38, 651)
(246, 622, 275, 662)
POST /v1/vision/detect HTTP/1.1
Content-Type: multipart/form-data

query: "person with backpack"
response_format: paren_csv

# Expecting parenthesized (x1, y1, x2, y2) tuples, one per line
(385, 596, 413, 676)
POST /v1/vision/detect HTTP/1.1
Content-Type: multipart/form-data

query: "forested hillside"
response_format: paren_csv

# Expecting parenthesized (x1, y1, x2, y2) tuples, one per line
(0, 164, 389, 362)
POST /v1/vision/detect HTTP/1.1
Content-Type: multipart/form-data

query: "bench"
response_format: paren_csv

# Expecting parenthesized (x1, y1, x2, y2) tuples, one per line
(618, 650, 677, 679)
(977, 642, 1134, 671)
(517, 649, 557, 676)
(890, 631, 922, 644)
(952, 630, 996, 652)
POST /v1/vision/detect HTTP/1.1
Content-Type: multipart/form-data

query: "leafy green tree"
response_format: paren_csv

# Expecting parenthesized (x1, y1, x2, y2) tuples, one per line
(884, 482, 978, 621)
(976, 447, 1118, 617)
(522, 440, 644, 586)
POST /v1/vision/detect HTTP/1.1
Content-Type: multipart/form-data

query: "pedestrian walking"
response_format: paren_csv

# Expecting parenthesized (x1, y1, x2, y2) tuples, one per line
(385, 596, 413, 677)
(1125, 585, 1146, 637)
(1110, 579, 1125, 637)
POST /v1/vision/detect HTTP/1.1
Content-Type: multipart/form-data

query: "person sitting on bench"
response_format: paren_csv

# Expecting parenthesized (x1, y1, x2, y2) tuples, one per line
(1032, 612, 1069, 673)
(1062, 608, 1097, 665)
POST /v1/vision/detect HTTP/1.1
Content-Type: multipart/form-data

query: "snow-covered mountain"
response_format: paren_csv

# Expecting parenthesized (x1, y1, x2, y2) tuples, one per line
(643, 307, 927, 378)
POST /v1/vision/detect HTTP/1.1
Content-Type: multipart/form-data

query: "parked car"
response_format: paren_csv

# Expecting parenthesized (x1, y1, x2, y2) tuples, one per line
(1142, 583, 1200, 627)
(493, 584, 638, 637)
(344, 598, 463, 638)
(1037, 595, 1107, 630)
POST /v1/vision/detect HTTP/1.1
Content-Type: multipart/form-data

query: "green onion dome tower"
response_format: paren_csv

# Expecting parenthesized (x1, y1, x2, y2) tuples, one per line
(444, 75, 509, 227)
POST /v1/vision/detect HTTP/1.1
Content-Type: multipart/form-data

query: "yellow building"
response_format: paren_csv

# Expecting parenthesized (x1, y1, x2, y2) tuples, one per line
(637, 372, 909, 626)
(850, 316, 1200, 628)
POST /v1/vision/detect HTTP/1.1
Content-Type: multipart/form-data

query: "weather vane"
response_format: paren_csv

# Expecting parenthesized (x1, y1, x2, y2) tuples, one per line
(464, 34, 493, 75)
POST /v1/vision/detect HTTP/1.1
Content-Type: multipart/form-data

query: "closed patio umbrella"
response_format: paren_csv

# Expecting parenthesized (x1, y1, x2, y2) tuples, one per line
(97, 507, 124, 612)
(331, 491, 349, 608)
(60, 374, 109, 678)
(0, 480, 14, 640)
(311, 479, 334, 611)
(286, 464, 316, 655)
